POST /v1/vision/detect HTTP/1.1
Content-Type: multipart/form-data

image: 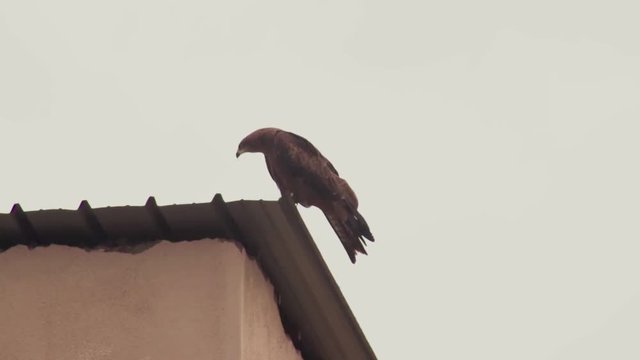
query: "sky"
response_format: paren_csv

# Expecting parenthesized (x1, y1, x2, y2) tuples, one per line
(1, 0, 640, 358)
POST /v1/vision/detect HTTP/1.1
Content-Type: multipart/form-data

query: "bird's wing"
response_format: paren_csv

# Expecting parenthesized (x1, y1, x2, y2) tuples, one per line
(271, 131, 341, 200)
(282, 131, 340, 176)
(271, 130, 373, 263)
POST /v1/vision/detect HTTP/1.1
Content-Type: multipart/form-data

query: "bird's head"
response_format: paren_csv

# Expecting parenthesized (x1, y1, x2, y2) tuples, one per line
(236, 127, 281, 158)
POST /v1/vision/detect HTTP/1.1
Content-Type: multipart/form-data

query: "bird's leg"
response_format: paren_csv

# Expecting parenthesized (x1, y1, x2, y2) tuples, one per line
(277, 188, 297, 204)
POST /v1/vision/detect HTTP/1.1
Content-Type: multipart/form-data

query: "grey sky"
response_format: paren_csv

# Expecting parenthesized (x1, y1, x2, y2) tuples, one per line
(2, 0, 640, 358)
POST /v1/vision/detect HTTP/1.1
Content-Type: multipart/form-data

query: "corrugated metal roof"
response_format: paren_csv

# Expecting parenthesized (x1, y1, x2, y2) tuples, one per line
(0, 194, 376, 360)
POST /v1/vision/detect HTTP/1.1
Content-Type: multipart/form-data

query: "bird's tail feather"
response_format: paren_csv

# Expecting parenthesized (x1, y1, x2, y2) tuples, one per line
(354, 211, 374, 242)
(325, 211, 375, 264)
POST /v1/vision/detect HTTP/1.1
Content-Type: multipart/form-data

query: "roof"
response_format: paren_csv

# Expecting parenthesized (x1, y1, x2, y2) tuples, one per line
(0, 194, 377, 360)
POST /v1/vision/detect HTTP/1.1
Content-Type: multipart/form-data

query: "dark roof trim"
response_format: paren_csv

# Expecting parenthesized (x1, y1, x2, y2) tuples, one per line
(0, 195, 377, 360)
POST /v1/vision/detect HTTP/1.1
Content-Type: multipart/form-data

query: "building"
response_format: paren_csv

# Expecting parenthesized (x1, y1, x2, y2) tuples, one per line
(0, 195, 376, 360)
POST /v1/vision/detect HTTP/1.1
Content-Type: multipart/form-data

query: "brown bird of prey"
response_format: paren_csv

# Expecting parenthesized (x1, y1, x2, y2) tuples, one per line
(236, 128, 374, 263)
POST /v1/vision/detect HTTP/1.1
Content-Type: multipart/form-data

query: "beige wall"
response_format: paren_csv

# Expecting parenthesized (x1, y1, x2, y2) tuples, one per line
(0, 239, 301, 360)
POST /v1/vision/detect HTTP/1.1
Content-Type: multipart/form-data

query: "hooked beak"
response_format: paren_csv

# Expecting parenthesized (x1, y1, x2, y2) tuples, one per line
(235, 149, 243, 158)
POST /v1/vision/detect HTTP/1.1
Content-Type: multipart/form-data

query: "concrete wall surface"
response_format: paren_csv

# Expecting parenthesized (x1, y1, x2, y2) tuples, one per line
(0, 239, 301, 360)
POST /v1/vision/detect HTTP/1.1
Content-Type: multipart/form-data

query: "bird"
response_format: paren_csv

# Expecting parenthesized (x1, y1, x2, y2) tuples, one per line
(236, 127, 375, 263)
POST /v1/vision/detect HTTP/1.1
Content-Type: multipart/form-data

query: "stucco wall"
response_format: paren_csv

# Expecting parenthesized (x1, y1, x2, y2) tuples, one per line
(0, 239, 301, 360)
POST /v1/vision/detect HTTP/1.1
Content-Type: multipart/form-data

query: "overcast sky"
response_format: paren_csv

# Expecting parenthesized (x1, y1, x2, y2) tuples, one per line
(2, 0, 640, 359)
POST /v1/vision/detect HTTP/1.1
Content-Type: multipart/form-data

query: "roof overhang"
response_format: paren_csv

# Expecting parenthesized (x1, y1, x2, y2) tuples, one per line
(0, 195, 376, 360)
